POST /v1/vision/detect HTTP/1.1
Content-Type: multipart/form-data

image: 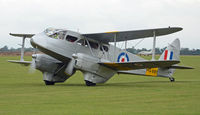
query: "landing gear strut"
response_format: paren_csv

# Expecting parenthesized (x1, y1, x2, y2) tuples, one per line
(85, 80, 96, 86)
(169, 77, 175, 82)
(44, 80, 55, 85)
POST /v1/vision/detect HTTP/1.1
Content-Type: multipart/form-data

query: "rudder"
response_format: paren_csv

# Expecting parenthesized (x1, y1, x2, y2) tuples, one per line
(159, 38, 180, 61)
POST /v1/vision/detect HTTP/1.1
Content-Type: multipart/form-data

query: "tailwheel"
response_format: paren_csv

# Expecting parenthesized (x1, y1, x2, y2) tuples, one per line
(44, 80, 55, 85)
(85, 80, 96, 86)
(169, 77, 175, 82)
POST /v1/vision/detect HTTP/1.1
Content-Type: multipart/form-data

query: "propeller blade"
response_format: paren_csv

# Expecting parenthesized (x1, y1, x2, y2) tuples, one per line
(64, 59, 75, 75)
(29, 54, 37, 73)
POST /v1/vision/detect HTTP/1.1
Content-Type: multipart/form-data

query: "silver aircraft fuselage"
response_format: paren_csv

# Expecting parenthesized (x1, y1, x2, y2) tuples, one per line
(9, 27, 188, 86)
(30, 28, 146, 83)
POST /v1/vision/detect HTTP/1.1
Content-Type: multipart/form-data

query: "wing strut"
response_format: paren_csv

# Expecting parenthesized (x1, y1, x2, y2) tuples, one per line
(152, 30, 156, 61)
(9, 33, 34, 61)
(20, 36, 26, 61)
(85, 38, 95, 57)
(113, 33, 117, 62)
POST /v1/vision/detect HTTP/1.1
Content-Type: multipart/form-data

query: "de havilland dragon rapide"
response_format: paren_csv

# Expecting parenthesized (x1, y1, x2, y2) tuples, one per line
(8, 27, 193, 86)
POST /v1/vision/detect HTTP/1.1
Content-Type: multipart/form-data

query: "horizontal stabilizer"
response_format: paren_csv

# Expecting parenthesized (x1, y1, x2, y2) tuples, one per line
(10, 33, 35, 38)
(99, 60, 180, 71)
(8, 60, 31, 66)
(168, 65, 194, 69)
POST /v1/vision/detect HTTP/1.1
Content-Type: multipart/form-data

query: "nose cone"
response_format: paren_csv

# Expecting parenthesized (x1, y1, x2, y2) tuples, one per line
(30, 32, 47, 48)
(30, 37, 36, 48)
(32, 54, 37, 59)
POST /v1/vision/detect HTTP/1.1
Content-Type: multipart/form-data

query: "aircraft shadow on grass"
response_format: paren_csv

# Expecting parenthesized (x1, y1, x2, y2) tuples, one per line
(32, 80, 200, 87)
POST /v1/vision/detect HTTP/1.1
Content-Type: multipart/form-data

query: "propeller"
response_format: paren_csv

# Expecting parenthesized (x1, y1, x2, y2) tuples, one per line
(29, 54, 37, 73)
(64, 59, 75, 76)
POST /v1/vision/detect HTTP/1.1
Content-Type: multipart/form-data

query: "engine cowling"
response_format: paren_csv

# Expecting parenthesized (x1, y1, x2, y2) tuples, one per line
(33, 54, 75, 83)
(33, 54, 60, 73)
(73, 53, 116, 84)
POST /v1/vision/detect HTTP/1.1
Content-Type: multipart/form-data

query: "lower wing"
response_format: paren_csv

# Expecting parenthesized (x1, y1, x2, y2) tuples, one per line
(8, 60, 32, 66)
(99, 60, 180, 71)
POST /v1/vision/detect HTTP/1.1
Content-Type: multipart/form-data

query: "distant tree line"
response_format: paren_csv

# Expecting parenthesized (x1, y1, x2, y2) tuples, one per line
(126, 47, 200, 55)
(0, 46, 35, 52)
(0, 45, 200, 55)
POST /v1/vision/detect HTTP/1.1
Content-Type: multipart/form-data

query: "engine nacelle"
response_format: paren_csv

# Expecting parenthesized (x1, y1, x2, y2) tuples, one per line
(33, 54, 75, 83)
(73, 53, 116, 83)
(34, 54, 60, 73)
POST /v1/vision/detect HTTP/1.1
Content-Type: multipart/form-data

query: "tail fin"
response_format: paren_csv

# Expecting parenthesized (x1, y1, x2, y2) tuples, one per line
(159, 38, 180, 61)
(158, 39, 180, 79)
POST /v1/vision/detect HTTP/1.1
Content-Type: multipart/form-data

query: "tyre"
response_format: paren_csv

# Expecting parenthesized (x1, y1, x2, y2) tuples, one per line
(44, 80, 55, 85)
(85, 80, 96, 86)
(169, 77, 175, 82)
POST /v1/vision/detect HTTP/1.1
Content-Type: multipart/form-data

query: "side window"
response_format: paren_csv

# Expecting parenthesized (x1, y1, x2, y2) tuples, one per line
(89, 41, 99, 49)
(77, 39, 99, 49)
(77, 39, 85, 46)
(100, 45, 109, 52)
(66, 35, 78, 42)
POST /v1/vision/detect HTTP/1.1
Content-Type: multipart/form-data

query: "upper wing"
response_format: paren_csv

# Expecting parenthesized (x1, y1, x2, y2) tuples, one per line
(10, 33, 35, 38)
(83, 27, 182, 43)
(99, 60, 180, 70)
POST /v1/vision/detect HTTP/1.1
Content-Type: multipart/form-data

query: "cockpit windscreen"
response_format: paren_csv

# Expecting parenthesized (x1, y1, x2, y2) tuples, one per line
(44, 28, 67, 40)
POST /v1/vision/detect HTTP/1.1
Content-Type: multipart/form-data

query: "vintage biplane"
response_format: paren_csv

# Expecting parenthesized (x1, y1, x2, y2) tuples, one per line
(8, 27, 193, 86)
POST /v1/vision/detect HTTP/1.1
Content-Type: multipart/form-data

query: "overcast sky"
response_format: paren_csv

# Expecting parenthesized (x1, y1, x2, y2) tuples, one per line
(0, 0, 199, 49)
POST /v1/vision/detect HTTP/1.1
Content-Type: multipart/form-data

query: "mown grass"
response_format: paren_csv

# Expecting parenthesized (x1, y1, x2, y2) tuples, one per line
(0, 56, 200, 115)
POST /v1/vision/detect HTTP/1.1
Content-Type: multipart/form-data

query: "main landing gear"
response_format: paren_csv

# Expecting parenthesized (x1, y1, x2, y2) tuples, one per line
(169, 77, 175, 82)
(85, 80, 96, 86)
(44, 80, 55, 85)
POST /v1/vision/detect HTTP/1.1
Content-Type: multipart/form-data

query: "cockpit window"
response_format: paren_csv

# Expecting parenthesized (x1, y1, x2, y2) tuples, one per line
(66, 35, 78, 42)
(58, 31, 66, 40)
(44, 28, 67, 40)
(44, 28, 56, 36)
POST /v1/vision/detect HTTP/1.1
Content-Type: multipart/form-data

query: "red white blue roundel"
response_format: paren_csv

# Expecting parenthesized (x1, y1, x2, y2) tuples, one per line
(117, 52, 129, 62)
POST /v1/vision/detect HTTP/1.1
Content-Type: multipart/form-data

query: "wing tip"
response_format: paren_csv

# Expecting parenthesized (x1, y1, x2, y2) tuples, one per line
(168, 27, 183, 32)
(169, 65, 194, 69)
(175, 27, 183, 31)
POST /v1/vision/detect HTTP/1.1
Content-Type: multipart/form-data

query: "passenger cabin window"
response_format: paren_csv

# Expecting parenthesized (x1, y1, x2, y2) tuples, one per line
(77, 39, 85, 46)
(88, 41, 99, 49)
(100, 45, 109, 52)
(66, 35, 78, 42)
(77, 39, 99, 49)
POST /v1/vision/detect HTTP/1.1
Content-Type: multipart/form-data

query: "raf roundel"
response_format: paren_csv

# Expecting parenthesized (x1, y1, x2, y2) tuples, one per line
(117, 52, 130, 62)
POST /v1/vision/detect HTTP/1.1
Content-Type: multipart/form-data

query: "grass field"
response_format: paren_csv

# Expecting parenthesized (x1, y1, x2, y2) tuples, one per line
(0, 56, 200, 115)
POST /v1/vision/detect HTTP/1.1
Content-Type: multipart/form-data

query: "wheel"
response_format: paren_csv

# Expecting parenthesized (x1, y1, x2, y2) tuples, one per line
(44, 80, 55, 85)
(85, 80, 96, 86)
(169, 77, 175, 82)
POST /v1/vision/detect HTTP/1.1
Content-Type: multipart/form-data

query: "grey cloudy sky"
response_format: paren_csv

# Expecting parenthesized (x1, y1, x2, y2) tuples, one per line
(0, 0, 199, 49)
